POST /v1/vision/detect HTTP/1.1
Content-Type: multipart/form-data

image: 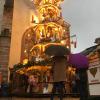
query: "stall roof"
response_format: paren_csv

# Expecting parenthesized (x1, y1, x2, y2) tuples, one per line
(81, 45, 98, 56)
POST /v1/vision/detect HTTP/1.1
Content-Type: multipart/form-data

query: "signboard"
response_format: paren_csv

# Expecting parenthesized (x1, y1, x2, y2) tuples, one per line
(88, 67, 100, 84)
(87, 52, 100, 96)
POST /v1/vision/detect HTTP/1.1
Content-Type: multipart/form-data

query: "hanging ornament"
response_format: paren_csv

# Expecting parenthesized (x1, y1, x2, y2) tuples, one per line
(32, 15, 34, 23)
(60, 12, 62, 17)
(71, 40, 74, 44)
(74, 41, 77, 48)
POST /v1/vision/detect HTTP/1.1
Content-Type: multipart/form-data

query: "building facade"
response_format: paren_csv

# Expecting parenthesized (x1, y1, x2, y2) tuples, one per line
(0, 0, 5, 33)
(82, 44, 100, 96)
(0, 0, 39, 82)
(0, 0, 14, 82)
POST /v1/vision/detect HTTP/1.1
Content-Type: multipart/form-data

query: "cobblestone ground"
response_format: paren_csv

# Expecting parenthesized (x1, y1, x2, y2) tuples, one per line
(0, 97, 79, 100)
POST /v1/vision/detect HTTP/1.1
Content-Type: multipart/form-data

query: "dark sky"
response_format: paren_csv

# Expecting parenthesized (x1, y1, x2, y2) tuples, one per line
(61, 0, 100, 53)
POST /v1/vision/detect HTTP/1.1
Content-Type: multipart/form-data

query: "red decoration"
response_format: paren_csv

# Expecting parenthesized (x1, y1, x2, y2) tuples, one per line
(74, 41, 77, 48)
(32, 15, 34, 22)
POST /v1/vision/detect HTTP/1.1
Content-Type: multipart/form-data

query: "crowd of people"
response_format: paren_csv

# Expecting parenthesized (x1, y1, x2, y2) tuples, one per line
(0, 70, 81, 96)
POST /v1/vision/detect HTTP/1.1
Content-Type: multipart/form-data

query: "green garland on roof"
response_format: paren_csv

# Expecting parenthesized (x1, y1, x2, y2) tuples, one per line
(13, 58, 53, 71)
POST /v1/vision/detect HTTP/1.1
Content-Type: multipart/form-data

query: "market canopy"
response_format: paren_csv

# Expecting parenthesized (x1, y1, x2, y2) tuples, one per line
(68, 53, 89, 69)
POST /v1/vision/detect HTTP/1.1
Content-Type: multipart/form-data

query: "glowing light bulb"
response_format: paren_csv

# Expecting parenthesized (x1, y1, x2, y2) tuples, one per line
(24, 50, 27, 53)
(28, 34, 31, 37)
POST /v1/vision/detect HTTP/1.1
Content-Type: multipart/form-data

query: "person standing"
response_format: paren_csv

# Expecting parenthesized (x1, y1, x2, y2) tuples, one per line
(28, 75, 37, 93)
(78, 69, 88, 100)
(50, 56, 68, 100)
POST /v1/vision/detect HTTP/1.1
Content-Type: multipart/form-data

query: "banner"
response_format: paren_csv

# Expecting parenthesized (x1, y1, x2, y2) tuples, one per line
(87, 53, 100, 96)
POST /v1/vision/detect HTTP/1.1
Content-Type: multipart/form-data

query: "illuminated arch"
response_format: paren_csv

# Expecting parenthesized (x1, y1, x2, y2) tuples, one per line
(21, 27, 36, 61)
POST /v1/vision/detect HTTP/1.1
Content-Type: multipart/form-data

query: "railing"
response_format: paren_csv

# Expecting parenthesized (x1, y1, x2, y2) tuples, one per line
(0, 81, 80, 97)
